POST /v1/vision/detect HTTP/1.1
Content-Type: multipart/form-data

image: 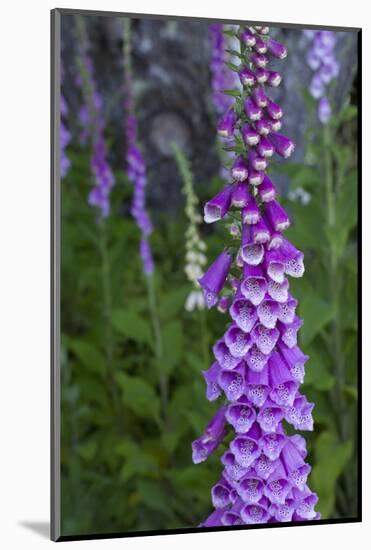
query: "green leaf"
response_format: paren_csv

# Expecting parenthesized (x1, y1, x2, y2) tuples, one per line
(136, 480, 170, 515)
(115, 372, 161, 424)
(311, 432, 353, 518)
(116, 440, 158, 482)
(161, 321, 184, 374)
(304, 345, 335, 391)
(68, 339, 106, 375)
(159, 286, 189, 320)
(222, 89, 240, 97)
(77, 438, 98, 461)
(298, 292, 334, 346)
(112, 309, 152, 345)
(224, 61, 241, 73)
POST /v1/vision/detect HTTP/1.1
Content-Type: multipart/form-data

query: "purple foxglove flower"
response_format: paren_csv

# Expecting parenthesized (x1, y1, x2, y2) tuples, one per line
(221, 451, 248, 481)
(278, 340, 309, 383)
(231, 157, 249, 182)
(203, 362, 222, 401)
(238, 474, 265, 503)
(209, 24, 237, 114)
(230, 296, 258, 332)
(251, 219, 271, 244)
(217, 295, 231, 313)
(254, 67, 269, 84)
(266, 70, 282, 87)
(264, 200, 291, 231)
(257, 138, 275, 159)
(230, 435, 260, 468)
(254, 453, 278, 480)
(267, 38, 287, 59)
(252, 86, 268, 108)
(244, 97, 263, 121)
(242, 198, 261, 224)
(259, 432, 286, 461)
(285, 394, 314, 431)
(267, 278, 289, 303)
(195, 27, 317, 527)
(251, 324, 279, 355)
(270, 119, 282, 132)
(248, 169, 264, 186)
(281, 440, 312, 490)
(269, 499, 295, 522)
(257, 399, 285, 433)
(269, 132, 295, 158)
(251, 52, 268, 68)
(240, 264, 267, 305)
(318, 96, 331, 123)
(280, 238, 305, 278)
(264, 250, 286, 284)
(254, 37, 268, 54)
(241, 123, 260, 146)
(231, 182, 249, 207)
(264, 463, 291, 504)
(213, 339, 241, 370)
(268, 351, 299, 406)
(225, 324, 252, 357)
(292, 487, 318, 520)
(218, 362, 246, 401)
(204, 185, 234, 223)
(211, 478, 232, 508)
(217, 108, 237, 138)
(199, 250, 233, 308)
(241, 224, 264, 265)
(249, 149, 268, 171)
(221, 506, 244, 526)
(266, 98, 283, 120)
(239, 67, 256, 87)
(246, 344, 270, 372)
(278, 316, 304, 348)
(192, 406, 227, 464)
(245, 367, 269, 406)
(255, 118, 272, 136)
(226, 398, 256, 433)
(277, 295, 298, 324)
(267, 231, 284, 251)
(240, 30, 256, 47)
(258, 175, 276, 202)
(200, 509, 225, 527)
(257, 297, 279, 328)
(240, 503, 269, 524)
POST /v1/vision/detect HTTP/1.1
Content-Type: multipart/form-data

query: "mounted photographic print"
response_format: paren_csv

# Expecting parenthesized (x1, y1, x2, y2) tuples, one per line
(51, 8, 361, 542)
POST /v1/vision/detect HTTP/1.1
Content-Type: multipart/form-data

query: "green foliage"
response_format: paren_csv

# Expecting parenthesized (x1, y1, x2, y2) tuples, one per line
(278, 103, 358, 519)
(61, 100, 358, 536)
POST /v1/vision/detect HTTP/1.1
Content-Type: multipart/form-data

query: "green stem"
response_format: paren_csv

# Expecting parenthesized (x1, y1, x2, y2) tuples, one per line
(198, 306, 209, 367)
(324, 125, 354, 505)
(145, 274, 167, 416)
(98, 221, 119, 410)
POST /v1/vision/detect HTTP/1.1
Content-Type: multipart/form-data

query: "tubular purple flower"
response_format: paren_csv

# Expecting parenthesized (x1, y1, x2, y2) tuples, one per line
(217, 108, 237, 138)
(241, 123, 260, 146)
(242, 197, 261, 224)
(204, 184, 234, 223)
(264, 200, 291, 232)
(198, 250, 233, 308)
(267, 38, 287, 59)
(194, 25, 317, 527)
(231, 182, 249, 207)
(192, 406, 227, 464)
(231, 157, 249, 182)
(269, 132, 295, 158)
(239, 67, 256, 87)
(203, 362, 222, 401)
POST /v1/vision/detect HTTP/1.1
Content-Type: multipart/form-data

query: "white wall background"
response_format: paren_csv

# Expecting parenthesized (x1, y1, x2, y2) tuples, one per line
(0, 0, 367, 548)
